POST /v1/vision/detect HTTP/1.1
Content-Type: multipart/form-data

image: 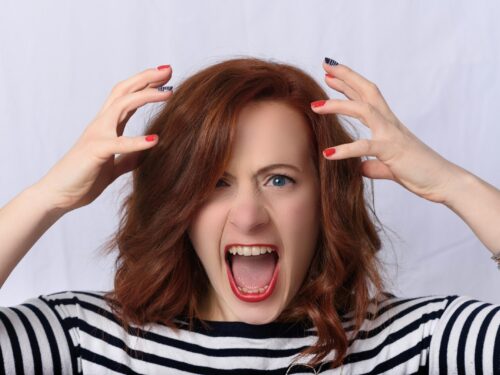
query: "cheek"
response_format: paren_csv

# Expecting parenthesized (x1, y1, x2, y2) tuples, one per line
(282, 186, 319, 235)
(279, 189, 320, 266)
(188, 205, 226, 263)
(283, 199, 319, 235)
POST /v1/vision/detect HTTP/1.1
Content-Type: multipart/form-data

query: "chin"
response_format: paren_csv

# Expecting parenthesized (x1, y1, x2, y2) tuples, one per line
(222, 276, 293, 324)
(229, 300, 283, 324)
(226, 286, 287, 324)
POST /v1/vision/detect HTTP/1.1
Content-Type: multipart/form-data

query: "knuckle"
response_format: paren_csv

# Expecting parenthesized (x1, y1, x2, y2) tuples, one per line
(144, 87, 160, 98)
(360, 103, 375, 121)
(360, 139, 372, 154)
(111, 80, 127, 95)
(104, 105, 120, 125)
(338, 65, 350, 75)
(366, 82, 381, 98)
(114, 136, 129, 151)
(110, 95, 131, 118)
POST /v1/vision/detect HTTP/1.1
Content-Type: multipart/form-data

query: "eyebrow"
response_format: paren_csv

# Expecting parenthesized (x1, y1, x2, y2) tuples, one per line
(222, 163, 302, 178)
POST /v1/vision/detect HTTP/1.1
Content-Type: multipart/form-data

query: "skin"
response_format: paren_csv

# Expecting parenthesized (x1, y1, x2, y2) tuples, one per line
(187, 101, 321, 324)
(1, 60, 497, 318)
(316, 62, 499, 254)
(186, 61, 500, 324)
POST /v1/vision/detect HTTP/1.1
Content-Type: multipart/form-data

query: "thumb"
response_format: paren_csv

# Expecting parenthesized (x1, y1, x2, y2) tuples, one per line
(360, 159, 396, 180)
(112, 151, 144, 180)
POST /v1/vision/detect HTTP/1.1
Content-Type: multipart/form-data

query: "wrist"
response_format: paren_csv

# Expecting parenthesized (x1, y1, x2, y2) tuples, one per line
(441, 165, 479, 210)
(25, 182, 70, 219)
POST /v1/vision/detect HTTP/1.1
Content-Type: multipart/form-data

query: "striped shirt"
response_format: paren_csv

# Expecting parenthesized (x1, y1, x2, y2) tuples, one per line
(0, 290, 499, 374)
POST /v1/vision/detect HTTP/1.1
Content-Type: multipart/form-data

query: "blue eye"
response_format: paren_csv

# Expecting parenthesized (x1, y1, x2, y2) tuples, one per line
(215, 174, 295, 189)
(267, 174, 295, 187)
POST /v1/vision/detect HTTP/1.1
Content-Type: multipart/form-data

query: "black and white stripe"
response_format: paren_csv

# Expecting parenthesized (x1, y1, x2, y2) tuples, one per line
(0, 296, 75, 374)
(1, 291, 499, 374)
(429, 295, 500, 374)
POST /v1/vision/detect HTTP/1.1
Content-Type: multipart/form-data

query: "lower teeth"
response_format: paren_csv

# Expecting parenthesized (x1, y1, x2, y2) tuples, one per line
(237, 284, 269, 294)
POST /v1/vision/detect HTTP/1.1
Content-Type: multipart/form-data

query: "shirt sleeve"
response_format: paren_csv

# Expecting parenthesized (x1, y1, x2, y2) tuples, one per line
(0, 291, 81, 374)
(429, 294, 500, 374)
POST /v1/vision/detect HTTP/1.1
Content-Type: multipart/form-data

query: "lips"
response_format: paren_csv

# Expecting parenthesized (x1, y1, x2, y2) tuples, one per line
(223, 243, 280, 303)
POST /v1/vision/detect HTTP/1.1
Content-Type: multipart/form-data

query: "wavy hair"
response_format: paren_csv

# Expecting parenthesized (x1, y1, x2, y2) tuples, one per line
(99, 57, 392, 369)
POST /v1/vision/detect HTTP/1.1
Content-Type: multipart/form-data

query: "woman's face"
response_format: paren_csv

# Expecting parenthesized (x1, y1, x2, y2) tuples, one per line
(187, 101, 321, 324)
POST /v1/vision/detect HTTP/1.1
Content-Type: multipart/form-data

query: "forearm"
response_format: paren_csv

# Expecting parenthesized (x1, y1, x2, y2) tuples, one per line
(443, 166, 500, 254)
(0, 184, 66, 288)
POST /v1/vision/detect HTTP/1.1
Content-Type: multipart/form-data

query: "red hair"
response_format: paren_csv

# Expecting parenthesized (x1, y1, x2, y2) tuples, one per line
(99, 57, 391, 369)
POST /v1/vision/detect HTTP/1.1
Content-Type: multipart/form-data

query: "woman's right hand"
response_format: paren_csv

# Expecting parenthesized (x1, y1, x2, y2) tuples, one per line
(35, 65, 173, 213)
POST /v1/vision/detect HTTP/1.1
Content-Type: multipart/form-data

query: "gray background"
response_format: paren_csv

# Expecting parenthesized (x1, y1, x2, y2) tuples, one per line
(1, 0, 499, 306)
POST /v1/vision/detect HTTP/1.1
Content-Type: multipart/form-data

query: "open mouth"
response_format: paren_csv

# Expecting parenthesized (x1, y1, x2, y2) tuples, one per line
(225, 246, 280, 303)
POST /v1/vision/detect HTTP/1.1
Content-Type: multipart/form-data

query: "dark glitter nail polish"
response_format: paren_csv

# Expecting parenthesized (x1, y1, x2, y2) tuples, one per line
(324, 57, 339, 66)
(157, 86, 173, 92)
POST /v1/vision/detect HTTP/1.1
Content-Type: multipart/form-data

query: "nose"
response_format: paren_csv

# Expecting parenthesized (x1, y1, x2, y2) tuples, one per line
(228, 186, 270, 233)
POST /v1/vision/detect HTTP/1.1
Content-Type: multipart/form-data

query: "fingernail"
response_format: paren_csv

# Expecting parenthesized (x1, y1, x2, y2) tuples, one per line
(323, 148, 336, 157)
(325, 73, 334, 79)
(324, 57, 339, 66)
(311, 100, 326, 108)
(145, 134, 158, 142)
(157, 65, 171, 70)
(158, 85, 173, 92)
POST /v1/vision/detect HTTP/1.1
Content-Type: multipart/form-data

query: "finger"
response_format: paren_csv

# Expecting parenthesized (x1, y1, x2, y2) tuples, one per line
(360, 159, 396, 180)
(322, 139, 384, 160)
(115, 83, 173, 136)
(116, 108, 137, 137)
(112, 150, 143, 180)
(322, 62, 392, 116)
(311, 99, 386, 132)
(107, 87, 173, 127)
(98, 66, 172, 116)
(324, 74, 362, 101)
(95, 134, 159, 161)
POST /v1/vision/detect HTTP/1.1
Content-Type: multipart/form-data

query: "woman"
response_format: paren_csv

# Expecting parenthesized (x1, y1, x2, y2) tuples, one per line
(0, 57, 499, 374)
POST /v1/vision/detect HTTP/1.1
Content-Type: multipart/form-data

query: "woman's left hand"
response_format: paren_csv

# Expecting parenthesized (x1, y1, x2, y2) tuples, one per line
(311, 60, 464, 204)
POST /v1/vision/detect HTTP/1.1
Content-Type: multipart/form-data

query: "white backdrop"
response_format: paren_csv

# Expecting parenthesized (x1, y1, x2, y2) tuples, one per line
(0, 0, 499, 307)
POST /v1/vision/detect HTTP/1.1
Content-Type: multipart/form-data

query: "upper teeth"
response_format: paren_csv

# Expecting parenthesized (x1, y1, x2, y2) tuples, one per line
(228, 246, 275, 256)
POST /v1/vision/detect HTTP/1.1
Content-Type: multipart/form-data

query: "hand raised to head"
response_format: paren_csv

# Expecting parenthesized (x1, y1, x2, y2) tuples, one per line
(36, 65, 173, 212)
(311, 58, 463, 204)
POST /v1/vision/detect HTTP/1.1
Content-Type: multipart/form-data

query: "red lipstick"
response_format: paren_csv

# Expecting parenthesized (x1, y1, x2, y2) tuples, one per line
(224, 244, 280, 303)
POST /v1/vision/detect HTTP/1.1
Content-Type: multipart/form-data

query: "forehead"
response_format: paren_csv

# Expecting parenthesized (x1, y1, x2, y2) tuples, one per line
(229, 101, 312, 163)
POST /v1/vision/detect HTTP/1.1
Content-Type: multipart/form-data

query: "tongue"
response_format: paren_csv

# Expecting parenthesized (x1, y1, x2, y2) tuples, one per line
(231, 253, 276, 289)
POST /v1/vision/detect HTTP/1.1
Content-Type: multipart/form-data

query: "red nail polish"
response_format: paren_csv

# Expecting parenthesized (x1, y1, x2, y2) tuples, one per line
(157, 65, 170, 70)
(311, 100, 326, 108)
(145, 134, 158, 142)
(325, 73, 334, 79)
(323, 148, 336, 157)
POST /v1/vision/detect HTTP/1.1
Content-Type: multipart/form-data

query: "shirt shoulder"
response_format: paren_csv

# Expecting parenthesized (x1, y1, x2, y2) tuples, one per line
(352, 293, 500, 374)
(428, 294, 500, 374)
(40, 289, 111, 322)
(0, 289, 110, 374)
(339, 293, 456, 374)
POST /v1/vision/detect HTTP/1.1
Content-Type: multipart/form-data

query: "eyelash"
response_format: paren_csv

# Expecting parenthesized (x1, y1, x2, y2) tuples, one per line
(215, 174, 296, 189)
